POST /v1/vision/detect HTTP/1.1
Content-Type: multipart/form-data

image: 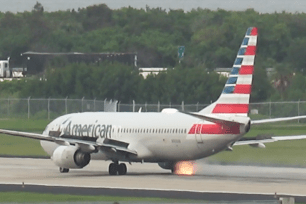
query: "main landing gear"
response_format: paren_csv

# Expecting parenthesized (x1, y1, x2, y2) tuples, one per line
(59, 167, 69, 173)
(109, 162, 127, 175)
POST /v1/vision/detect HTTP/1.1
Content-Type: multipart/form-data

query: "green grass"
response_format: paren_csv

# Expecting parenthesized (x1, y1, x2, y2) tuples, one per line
(0, 119, 50, 156)
(207, 124, 306, 166)
(0, 191, 197, 203)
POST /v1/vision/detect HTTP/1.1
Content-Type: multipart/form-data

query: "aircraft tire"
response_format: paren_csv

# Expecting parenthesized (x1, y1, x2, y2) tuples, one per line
(59, 167, 69, 173)
(118, 163, 127, 175)
(109, 163, 118, 175)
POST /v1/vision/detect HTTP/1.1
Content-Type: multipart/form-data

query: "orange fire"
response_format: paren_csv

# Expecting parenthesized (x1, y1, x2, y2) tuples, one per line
(174, 161, 197, 176)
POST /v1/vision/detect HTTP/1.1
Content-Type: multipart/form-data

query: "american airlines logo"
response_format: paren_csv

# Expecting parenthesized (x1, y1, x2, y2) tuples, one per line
(63, 121, 112, 138)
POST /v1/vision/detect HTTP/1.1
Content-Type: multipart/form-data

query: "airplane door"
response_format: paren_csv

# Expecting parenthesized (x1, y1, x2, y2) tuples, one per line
(195, 123, 203, 143)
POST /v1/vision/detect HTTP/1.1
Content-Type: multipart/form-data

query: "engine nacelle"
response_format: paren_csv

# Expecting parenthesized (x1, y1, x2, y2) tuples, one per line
(158, 161, 175, 170)
(245, 120, 251, 133)
(52, 146, 91, 169)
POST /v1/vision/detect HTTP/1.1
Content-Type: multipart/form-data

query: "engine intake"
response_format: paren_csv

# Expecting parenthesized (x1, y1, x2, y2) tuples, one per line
(52, 146, 91, 169)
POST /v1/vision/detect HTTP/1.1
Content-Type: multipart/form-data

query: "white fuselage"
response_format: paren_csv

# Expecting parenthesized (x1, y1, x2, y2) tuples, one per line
(40, 111, 246, 163)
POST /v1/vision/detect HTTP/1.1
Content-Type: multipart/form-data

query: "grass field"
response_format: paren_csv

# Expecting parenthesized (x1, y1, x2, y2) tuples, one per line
(0, 119, 306, 166)
(0, 192, 197, 203)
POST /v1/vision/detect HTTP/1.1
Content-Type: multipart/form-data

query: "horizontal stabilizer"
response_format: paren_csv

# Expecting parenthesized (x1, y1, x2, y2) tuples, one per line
(251, 115, 306, 125)
(234, 135, 306, 146)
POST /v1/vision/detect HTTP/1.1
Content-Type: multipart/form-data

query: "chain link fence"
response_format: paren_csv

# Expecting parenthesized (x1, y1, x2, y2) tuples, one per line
(0, 98, 306, 121)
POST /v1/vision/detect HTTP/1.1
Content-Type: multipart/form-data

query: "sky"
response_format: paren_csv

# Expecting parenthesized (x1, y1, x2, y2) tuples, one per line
(0, 0, 305, 13)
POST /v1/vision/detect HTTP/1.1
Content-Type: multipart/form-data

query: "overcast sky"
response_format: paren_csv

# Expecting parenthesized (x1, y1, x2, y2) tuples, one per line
(0, 0, 305, 13)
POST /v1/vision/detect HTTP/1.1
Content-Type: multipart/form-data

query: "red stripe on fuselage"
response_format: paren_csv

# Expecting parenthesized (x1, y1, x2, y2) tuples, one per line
(244, 46, 256, 55)
(233, 84, 252, 94)
(212, 104, 249, 113)
(188, 124, 240, 134)
(239, 66, 254, 75)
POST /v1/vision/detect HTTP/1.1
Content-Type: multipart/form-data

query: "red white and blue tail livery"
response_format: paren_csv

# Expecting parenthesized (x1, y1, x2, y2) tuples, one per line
(0, 27, 306, 176)
(200, 27, 257, 116)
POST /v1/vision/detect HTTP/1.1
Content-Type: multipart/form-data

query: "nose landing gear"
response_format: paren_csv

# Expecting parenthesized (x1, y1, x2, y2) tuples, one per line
(108, 162, 127, 175)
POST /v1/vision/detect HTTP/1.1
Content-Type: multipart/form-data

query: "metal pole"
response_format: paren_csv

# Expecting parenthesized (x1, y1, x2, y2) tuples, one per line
(7, 98, 9, 117)
(65, 96, 68, 114)
(48, 98, 50, 120)
(28, 97, 30, 119)
(157, 101, 160, 112)
(133, 100, 135, 112)
(94, 98, 96, 112)
(118, 101, 121, 112)
(82, 97, 84, 112)
(269, 100, 271, 118)
(182, 101, 184, 111)
(196, 102, 199, 112)
(298, 100, 300, 124)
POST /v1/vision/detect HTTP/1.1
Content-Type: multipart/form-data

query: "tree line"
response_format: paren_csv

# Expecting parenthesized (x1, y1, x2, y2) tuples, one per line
(1, 3, 306, 103)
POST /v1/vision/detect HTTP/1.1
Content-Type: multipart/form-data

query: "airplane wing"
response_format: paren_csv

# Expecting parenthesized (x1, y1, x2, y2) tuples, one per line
(234, 135, 306, 147)
(251, 115, 306, 125)
(0, 129, 137, 156)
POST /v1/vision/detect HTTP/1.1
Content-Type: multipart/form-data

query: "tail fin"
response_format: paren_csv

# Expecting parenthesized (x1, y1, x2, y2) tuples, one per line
(200, 27, 258, 116)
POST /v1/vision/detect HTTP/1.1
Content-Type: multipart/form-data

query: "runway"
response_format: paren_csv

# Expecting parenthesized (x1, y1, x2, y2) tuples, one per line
(0, 157, 306, 201)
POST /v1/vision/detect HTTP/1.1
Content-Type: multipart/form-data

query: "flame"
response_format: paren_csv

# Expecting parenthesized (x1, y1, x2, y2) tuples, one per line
(174, 161, 197, 176)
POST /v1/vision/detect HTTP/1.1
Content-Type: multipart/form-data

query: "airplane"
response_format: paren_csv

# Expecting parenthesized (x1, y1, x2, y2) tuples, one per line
(1, 27, 306, 176)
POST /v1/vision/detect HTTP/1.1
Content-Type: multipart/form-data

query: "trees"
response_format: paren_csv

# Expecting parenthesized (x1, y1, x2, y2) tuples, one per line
(2, 5, 306, 102)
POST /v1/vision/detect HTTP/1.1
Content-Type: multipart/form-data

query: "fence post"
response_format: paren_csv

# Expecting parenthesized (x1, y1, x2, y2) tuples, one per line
(182, 101, 184, 111)
(157, 101, 160, 112)
(65, 96, 68, 114)
(298, 100, 300, 124)
(7, 98, 9, 117)
(118, 101, 120, 112)
(48, 98, 50, 120)
(145, 102, 147, 112)
(27, 97, 30, 119)
(269, 100, 271, 118)
(94, 98, 96, 111)
(132, 100, 135, 112)
(82, 97, 84, 112)
(196, 102, 199, 112)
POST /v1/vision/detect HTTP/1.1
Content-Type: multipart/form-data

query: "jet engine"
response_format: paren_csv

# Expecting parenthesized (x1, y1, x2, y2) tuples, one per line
(245, 120, 251, 133)
(52, 146, 91, 169)
(158, 161, 175, 170)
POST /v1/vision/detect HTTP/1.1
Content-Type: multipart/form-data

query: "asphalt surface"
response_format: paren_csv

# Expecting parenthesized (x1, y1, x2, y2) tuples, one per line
(0, 157, 305, 202)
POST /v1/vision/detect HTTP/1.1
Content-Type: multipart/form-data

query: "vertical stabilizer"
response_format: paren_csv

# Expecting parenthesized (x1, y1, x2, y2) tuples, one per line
(199, 27, 258, 116)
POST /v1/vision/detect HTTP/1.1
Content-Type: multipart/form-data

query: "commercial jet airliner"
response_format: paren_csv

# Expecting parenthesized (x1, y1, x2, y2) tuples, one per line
(1, 27, 306, 175)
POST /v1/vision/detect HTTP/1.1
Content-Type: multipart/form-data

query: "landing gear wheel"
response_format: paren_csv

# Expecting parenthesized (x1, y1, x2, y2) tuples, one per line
(118, 163, 127, 175)
(59, 167, 69, 173)
(109, 163, 118, 175)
